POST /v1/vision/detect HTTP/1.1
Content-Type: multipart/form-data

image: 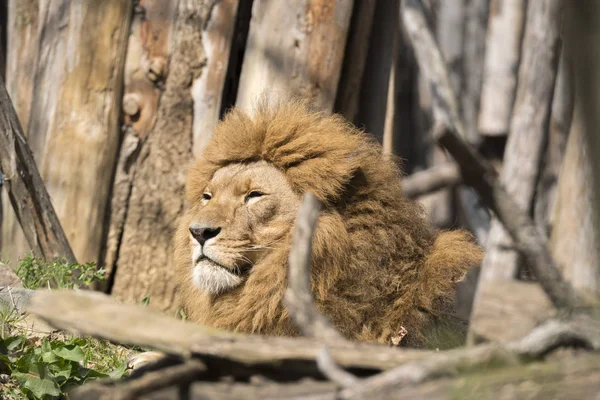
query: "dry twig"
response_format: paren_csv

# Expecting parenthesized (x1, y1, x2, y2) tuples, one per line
(283, 192, 347, 343)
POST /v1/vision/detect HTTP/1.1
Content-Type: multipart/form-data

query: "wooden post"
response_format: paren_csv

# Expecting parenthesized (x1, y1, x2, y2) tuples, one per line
(236, 0, 353, 113)
(3, 1, 132, 265)
(2, 0, 43, 264)
(549, 0, 600, 294)
(469, 0, 565, 342)
(0, 77, 75, 262)
(477, 0, 526, 137)
(108, 0, 240, 311)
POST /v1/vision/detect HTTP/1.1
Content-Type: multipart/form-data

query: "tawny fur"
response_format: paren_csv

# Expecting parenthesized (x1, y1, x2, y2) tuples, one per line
(175, 100, 483, 347)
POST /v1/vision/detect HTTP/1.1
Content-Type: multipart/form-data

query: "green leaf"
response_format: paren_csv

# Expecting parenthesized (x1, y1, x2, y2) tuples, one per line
(53, 345, 85, 363)
(41, 351, 59, 364)
(0, 336, 25, 354)
(13, 362, 61, 398)
(108, 361, 128, 379)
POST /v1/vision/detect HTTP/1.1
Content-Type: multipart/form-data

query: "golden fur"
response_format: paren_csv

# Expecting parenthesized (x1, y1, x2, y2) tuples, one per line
(174, 100, 483, 347)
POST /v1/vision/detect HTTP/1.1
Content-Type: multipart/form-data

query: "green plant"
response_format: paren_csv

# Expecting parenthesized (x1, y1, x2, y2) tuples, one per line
(0, 334, 128, 399)
(15, 254, 105, 290)
(0, 256, 132, 398)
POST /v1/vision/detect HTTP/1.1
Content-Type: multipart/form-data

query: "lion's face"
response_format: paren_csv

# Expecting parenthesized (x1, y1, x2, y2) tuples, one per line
(181, 161, 300, 295)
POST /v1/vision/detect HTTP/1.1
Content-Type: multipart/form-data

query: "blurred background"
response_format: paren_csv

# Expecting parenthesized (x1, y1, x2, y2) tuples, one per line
(0, 0, 596, 344)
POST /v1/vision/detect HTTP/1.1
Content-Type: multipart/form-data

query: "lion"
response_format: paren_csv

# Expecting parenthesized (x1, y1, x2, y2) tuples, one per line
(174, 100, 483, 348)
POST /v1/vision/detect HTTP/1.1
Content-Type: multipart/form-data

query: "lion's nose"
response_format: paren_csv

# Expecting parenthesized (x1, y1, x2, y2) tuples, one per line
(189, 224, 221, 246)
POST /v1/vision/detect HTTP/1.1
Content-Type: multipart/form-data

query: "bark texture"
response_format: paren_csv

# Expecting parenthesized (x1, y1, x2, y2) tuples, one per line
(110, 1, 234, 312)
(470, 0, 566, 341)
(3, 0, 42, 264)
(461, 0, 488, 145)
(334, 0, 376, 123)
(549, 0, 600, 294)
(236, 0, 353, 113)
(476, 0, 563, 283)
(103, 1, 179, 288)
(0, 77, 75, 262)
(477, 0, 526, 136)
(4, 1, 132, 265)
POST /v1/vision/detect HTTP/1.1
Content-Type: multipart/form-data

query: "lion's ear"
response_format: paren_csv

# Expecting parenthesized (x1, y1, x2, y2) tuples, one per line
(283, 147, 363, 205)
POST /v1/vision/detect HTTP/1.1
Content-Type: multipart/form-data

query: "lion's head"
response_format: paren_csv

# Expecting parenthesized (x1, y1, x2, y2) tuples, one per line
(182, 161, 300, 295)
(175, 100, 483, 346)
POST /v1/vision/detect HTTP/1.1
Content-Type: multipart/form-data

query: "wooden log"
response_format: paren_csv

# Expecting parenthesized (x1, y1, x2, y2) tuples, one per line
(2, 0, 43, 264)
(534, 51, 573, 237)
(475, 0, 563, 292)
(477, 0, 526, 137)
(402, 0, 580, 311)
(461, 0, 488, 145)
(334, 0, 376, 123)
(436, 0, 466, 96)
(4, 1, 133, 265)
(26, 290, 433, 372)
(354, 0, 399, 144)
(236, 0, 353, 113)
(0, 77, 75, 262)
(28, 290, 600, 399)
(548, 0, 600, 294)
(102, 0, 179, 291)
(468, 280, 554, 343)
(191, 0, 240, 156)
(109, 0, 239, 311)
(72, 352, 600, 400)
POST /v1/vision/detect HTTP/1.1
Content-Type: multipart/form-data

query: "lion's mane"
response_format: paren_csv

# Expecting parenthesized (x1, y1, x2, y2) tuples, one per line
(175, 100, 483, 347)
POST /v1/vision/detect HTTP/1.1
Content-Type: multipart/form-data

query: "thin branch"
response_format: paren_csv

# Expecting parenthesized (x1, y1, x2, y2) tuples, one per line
(72, 360, 207, 400)
(283, 192, 347, 343)
(402, 163, 461, 198)
(340, 314, 600, 399)
(316, 347, 360, 388)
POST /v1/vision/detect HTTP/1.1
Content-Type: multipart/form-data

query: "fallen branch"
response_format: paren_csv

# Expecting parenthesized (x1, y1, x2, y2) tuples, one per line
(0, 78, 76, 262)
(73, 360, 207, 400)
(25, 289, 600, 399)
(402, 163, 461, 198)
(340, 313, 600, 399)
(26, 290, 430, 373)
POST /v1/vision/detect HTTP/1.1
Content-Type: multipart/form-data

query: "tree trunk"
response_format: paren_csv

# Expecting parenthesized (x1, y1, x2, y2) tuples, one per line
(236, 0, 353, 113)
(477, 0, 526, 137)
(3, 1, 132, 265)
(109, 0, 240, 312)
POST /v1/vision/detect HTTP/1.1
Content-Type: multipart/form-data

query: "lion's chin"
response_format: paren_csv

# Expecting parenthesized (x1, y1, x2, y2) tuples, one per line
(191, 259, 244, 295)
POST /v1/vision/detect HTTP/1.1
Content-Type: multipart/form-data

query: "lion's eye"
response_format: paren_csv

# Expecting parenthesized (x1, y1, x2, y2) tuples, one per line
(244, 191, 264, 203)
(202, 193, 212, 201)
